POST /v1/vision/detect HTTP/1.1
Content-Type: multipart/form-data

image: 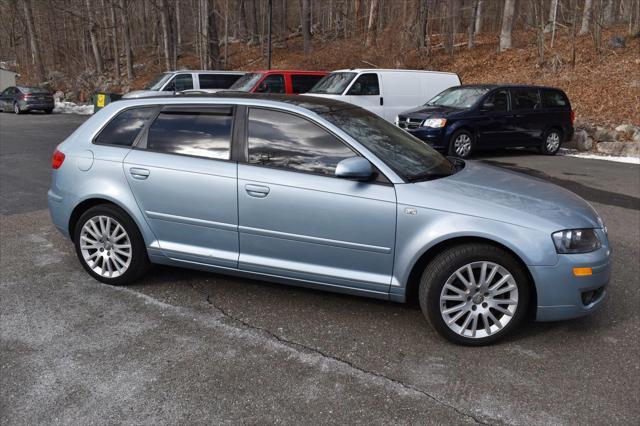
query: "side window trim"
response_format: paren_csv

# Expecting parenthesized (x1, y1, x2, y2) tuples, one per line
(92, 105, 161, 148)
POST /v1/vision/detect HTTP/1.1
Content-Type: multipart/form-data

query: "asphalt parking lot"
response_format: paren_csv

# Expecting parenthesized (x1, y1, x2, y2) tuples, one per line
(1, 112, 639, 425)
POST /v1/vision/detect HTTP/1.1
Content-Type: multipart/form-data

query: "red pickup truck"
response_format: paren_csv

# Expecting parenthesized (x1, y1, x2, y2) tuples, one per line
(227, 70, 328, 94)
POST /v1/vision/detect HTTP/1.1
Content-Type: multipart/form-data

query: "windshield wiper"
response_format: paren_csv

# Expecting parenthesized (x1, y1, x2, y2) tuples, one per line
(406, 171, 454, 182)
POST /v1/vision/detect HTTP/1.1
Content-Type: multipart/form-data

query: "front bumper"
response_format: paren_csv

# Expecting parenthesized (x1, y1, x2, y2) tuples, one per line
(406, 127, 448, 150)
(531, 242, 611, 322)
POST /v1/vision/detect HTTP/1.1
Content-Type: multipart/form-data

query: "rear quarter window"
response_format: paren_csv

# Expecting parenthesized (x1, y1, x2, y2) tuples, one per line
(94, 107, 157, 146)
(541, 89, 570, 108)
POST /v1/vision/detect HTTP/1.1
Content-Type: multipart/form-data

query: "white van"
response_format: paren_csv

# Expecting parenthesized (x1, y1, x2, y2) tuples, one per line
(122, 70, 245, 99)
(306, 69, 461, 122)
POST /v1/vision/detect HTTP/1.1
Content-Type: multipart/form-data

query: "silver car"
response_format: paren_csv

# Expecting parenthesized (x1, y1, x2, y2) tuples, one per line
(48, 94, 611, 345)
(123, 70, 245, 99)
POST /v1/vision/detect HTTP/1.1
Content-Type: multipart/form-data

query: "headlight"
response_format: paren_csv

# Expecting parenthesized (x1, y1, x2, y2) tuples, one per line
(422, 118, 447, 128)
(552, 229, 601, 254)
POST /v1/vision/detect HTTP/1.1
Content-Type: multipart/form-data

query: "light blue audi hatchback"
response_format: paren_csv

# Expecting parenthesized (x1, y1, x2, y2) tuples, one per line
(48, 93, 611, 345)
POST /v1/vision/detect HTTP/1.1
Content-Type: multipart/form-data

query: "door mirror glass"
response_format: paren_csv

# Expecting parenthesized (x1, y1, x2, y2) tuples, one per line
(335, 157, 374, 181)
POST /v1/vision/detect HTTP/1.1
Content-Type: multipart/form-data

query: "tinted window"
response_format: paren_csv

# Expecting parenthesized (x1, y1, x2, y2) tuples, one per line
(247, 108, 354, 175)
(511, 88, 540, 110)
(146, 108, 233, 160)
(541, 89, 569, 108)
(483, 89, 509, 112)
(199, 73, 243, 89)
(255, 74, 285, 93)
(291, 74, 324, 94)
(347, 73, 379, 96)
(166, 74, 193, 91)
(94, 107, 156, 146)
(0, 88, 12, 96)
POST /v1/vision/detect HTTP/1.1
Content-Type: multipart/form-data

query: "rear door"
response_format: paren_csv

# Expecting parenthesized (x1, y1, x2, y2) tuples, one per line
(123, 105, 239, 268)
(345, 73, 384, 118)
(509, 87, 542, 145)
(475, 88, 515, 148)
(236, 107, 396, 294)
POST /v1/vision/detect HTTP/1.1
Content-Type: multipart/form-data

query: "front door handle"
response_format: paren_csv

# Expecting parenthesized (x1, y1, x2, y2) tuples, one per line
(245, 184, 270, 198)
(130, 167, 150, 180)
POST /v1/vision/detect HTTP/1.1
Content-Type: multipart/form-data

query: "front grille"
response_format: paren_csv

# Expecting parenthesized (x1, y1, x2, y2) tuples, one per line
(397, 116, 423, 130)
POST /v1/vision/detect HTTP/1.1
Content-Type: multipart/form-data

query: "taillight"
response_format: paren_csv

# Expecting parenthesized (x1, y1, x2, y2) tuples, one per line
(52, 150, 65, 169)
(20, 94, 29, 100)
(570, 110, 575, 125)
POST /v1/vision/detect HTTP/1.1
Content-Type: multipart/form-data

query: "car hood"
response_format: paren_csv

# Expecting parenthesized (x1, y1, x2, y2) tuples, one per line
(400, 161, 601, 231)
(400, 104, 467, 119)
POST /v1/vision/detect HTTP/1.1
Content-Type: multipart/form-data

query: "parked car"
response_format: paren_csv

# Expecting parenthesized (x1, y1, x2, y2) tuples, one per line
(306, 69, 461, 122)
(396, 84, 575, 158)
(0, 86, 54, 114)
(223, 70, 328, 94)
(122, 70, 245, 99)
(48, 93, 610, 345)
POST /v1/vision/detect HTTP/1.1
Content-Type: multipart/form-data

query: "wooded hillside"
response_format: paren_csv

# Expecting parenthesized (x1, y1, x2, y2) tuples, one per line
(1, 0, 638, 124)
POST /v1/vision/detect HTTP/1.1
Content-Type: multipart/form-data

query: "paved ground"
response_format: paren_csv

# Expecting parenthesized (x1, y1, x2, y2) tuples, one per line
(1, 113, 639, 425)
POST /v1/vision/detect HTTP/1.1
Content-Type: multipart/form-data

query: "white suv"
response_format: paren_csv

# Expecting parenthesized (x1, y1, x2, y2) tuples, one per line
(123, 70, 245, 99)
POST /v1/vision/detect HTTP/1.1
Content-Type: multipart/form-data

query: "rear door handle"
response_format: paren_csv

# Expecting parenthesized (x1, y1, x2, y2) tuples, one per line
(245, 184, 270, 198)
(129, 167, 150, 180)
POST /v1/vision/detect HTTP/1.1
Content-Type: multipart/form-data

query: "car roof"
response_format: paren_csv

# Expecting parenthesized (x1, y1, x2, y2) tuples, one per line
(164, 70, 246, 74)
(457, 83, 566, 91)
(332, 68, 459, 76)
(249, 70, 328, 74)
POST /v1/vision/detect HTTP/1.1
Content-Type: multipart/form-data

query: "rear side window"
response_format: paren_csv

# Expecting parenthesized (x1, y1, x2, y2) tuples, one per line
(347, 73, 380, 96)
(291, 74, 324, 94)
(199, 74, 243, 89)
(247, 108, 354, 176)
(146, 107, 233, 160)
(94, 107, 156, 146)
(510, 88, 540, 110)
(255, 74, 285, 93)
(541, 89, 569, 108)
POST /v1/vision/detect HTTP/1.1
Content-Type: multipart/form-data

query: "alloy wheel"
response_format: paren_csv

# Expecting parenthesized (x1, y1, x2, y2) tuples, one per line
(546, 132, 560, 153)
(439, 261, 519, 339)
(14, 103, 20, 114)
(454, 134, 472, 157)
(80, 215, 132, 278)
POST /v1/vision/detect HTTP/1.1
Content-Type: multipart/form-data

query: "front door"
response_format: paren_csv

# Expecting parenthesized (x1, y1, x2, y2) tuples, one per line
(346, 73, 385, 119)
(237, 107, 396, 295)
(123, 105, 239, 268)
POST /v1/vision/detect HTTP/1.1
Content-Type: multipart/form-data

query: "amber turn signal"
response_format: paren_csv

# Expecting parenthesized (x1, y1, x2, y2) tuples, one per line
(573, 267, 593, 277)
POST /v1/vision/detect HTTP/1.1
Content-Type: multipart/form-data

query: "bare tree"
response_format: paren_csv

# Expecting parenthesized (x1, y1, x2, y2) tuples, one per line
(85, 0, 104, 74)
(499, 0, 516, 51)
(603, 0, 615, 26)
(365, 0, 379, 47)
(22, 0, 45, 82)
(119, 0, 134, 80)
(302, 0, 311, 54)
(109, 0, 121, 80)
(207, 0, 220, 68)
(580, 0, 594, 34)
(474, 0, 483, 34)
(418, 0, 429, 49)
(468, 0, 480, 48)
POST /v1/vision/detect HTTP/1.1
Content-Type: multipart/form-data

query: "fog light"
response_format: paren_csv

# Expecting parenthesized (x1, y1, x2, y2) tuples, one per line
(573, 267, 593, 277)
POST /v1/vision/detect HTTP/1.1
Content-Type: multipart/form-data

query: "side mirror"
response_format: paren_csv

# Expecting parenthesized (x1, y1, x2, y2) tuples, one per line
(335, 157, 374, 181)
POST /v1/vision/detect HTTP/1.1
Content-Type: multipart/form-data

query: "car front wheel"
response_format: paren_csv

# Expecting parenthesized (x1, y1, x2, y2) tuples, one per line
(419, 243, 530, 345)
(448, 130, 474, 159)
(14, 102, 22, 114)
(74, 204, 150, 285)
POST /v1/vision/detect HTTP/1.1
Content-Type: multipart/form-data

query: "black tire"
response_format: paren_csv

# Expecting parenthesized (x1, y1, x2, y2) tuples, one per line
(418, 243, 531, 346)
(540, 128, 562, 155)
(448, 129, 474, 159)
(13, 102, 22, 115)
(73, 204, 150, 285)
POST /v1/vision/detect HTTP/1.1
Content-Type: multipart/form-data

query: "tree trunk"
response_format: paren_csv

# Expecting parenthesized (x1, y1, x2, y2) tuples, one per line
(418, 0, 428, 48)
(250, 0, 260, 44)
(119, 0, 134, 80)
(499, 0, 516, 51)
(85, 0, 104, 74)
(207, 0, 220, 68)
(302, 0, 311, 54)
(580, 0, 593, 35)
(109, 0, 120, 80)
(474, 0, 483, 34)
(159, 0, 173, 71)
(444, 0, 456, 54)
(365, 0, 379, 47)
(603, 0, 614, 26)
(545, 0, 559, 33)
(22, 0, 45, 82)
(468, 0, 480, 48)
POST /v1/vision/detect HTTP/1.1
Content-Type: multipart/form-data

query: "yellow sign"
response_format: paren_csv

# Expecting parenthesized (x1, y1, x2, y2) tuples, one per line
(97, 94, 106, 107)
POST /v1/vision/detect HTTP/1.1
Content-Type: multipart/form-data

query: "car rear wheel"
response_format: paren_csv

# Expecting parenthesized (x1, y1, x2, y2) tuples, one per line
(448, 130, 474, 159)
(541, 129, 561, 155)
(419, 243, 530, 345)
(74, 204, 150, 285)
(13, 102, 22, 114)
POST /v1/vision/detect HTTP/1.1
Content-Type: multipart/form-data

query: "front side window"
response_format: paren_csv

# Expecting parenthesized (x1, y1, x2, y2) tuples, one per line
(483, 89, 510, 112)
(347, 73, 380, 96)
(199, 73, 243, 89)
(94, 107, 157, 146)
(165, 74, 193, 92)
(308, 72, 356, 95)
(255, 74, 285, 93)
(247, 108, 354, 176)
(541, 89, 569, 108)
(511, 88, 540, 110)
(146, 107, 233, 160)
(291, 74, 325, 94)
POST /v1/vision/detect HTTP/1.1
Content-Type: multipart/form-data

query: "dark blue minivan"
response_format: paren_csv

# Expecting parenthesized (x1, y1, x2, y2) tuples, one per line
(396, 84, 574, 158)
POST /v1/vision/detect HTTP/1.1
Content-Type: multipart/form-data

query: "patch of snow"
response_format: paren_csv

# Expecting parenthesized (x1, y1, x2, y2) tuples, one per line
(53, 100, 93, 115)
(559, 148, 640, 164)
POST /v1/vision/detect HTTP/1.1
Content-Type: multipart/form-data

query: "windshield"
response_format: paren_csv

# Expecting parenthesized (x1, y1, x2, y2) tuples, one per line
(229, 73, 263, 91)
(19, 87, 49, 94)
(426, 87, 490, 108)
(308, 72, 356, 95)
(321, 107, 455, 181)
(145, 73, 173, 90)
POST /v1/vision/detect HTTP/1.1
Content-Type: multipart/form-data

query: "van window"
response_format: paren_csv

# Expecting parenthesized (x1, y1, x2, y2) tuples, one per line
(247, 108, 354, 176)
(291, 74, 324, 93)
(541, 89, 569, 108)
(347, 73, 380, 96)
(146, 108, 233, 160)
(165, 74, 193, 92)
(308, 72, 356, 95)
(199, 74, 243, 89)
(483, 89, 509, 112)
(510, 88, 540, 110)
(94, 107, 157, 146)
(255, 74, 285, 93)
